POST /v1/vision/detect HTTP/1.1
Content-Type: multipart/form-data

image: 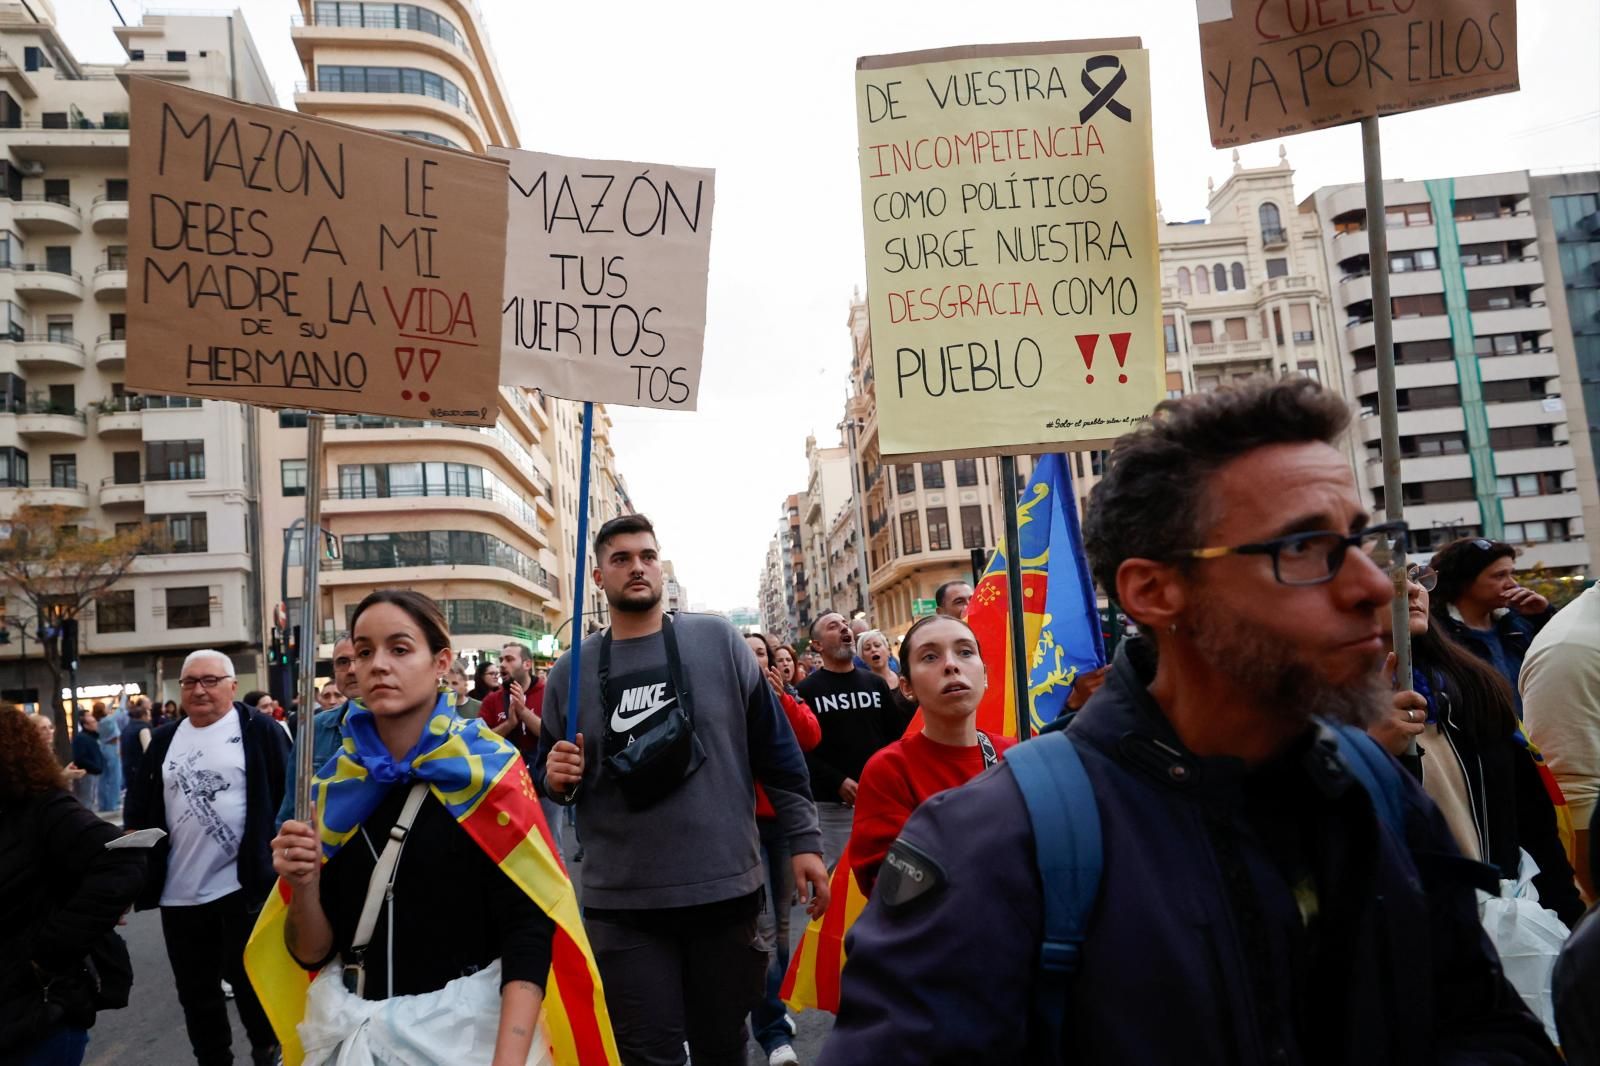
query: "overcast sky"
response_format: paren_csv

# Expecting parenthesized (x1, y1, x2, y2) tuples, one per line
(60, 0, 1599, 610)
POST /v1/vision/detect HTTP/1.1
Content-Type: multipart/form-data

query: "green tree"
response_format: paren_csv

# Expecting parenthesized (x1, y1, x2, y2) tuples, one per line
(0, 505, 150, 759)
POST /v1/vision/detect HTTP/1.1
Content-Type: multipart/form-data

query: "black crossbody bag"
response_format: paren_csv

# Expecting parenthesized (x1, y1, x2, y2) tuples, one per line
(599, 614, 707, 809)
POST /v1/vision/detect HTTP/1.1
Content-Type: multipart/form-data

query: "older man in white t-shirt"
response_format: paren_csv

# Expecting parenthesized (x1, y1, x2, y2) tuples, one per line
(125, 649, 289, 1066)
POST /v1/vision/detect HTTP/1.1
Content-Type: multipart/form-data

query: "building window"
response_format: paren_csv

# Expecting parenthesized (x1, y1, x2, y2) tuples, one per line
(1496, 472, 1560, 498)
(145, 440, 205, 480)
(166, 586, 210, 629)
(1489, 424, 1555, 450)
(1259, 202, 1285, 245)
(96, 589, 135, 634)
(315, 65, 474, 116)
(1163, 315, 1179, 354)
(279, 410, 308, 428)
(921, 462, 945, 489)
(387, 129, 463, 149)
(895, 465, 916, 493)
(313, 3, 468, 49)
(0, 446, 27, 487)
(151, 513, 208, 553)
(1290, 303, 1315, 344)
(960, 504, 985, 549)
(1176, 267, 1191, 294)
(899, 511, 922, 554)
(1266, 257, 1289, 278)
(1194, 265, 1210, 294)
(49, 453, 75, 488)
(281, 458, 306, 496)
(926, 507, 951, 551)
(1213, 265, 1228, 292)
(440, 598, 546, 637)
(1386, 203, 1433, 228)
(1391, 294, 1446, 318)
(112, 451, 139, 484)
(954, 458, 978, 486)
(1223, 317, 1248, 341)
(1231, 262, 1246, 289)
(1191, 320, 1214, 345)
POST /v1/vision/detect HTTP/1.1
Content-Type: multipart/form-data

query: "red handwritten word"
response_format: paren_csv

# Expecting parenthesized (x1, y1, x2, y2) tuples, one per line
(888, 282, 1043, 323)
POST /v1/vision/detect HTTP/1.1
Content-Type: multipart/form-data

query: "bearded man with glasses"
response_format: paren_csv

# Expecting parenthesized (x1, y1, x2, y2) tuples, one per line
(822, 378, 1557, 1065)
(125, 649, 290, 1066)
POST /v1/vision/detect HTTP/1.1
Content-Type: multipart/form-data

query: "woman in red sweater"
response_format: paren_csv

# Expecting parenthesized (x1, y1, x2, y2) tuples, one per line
(745, 632, 820, 1063)
(848, 614, 1015, 896)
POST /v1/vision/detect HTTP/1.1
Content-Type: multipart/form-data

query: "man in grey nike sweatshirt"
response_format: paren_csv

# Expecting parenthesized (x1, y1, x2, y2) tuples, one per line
(535, 514, 827, 1066)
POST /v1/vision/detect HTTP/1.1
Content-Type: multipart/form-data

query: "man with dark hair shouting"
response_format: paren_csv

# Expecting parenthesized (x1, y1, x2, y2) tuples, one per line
(536, 514, 828, 1066)
(821, 379, 1558, 1065)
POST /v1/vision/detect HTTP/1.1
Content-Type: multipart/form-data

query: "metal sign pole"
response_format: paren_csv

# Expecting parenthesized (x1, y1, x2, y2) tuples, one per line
(1362, 116, 1415, 749)
(999, 456, 1031, 741)
(565, 401, 596, 744)
(294, 413, 326, 822)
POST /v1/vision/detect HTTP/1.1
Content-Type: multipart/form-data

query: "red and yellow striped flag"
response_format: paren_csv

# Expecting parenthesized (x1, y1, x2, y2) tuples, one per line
(244, 704, 619, 1064)
(780, 841, 869, 1014)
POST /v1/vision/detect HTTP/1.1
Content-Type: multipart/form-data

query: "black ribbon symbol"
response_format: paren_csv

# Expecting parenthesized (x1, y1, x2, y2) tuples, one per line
(1079, 55, 1132, 124)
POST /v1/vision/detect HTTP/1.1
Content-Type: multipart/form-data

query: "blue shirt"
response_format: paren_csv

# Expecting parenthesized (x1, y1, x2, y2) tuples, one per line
(1468, 625, 1524, 713)
(275, 701, 352, 828)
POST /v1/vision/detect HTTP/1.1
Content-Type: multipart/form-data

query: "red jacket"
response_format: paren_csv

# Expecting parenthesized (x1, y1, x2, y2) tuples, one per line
(757, 688, 820, 819)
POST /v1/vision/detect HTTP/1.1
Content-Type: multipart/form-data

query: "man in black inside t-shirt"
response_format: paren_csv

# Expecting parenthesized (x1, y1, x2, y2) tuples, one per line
(797, 612, 901, 868)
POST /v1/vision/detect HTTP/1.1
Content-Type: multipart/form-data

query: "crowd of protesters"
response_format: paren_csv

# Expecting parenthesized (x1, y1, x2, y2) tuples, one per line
(3, 378, 1599, 1066)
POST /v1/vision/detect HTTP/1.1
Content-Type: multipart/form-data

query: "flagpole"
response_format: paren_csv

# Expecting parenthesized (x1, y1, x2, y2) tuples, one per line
(999, 456, 1031, 740)
(565, 401, 596, 744)
(294, 412, 325, 823)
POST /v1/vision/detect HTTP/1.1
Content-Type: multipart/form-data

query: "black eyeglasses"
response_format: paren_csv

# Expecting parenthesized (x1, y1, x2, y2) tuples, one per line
(1171, 521, 1410, 587)
(178, 675, 233, 690)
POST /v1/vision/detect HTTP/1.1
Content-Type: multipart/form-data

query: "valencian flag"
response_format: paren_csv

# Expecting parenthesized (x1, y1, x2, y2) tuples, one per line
(967, 452, 1106, 736)
(1514, 726, 1577, 867)
(244, 695, 620, 1064)
(782, 454, 1105, 1014)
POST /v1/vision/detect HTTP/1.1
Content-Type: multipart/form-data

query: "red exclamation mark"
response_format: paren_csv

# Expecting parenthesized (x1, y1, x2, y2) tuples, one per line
(1075, 334, 1099, 384)
(1109, 332, 1131, 384)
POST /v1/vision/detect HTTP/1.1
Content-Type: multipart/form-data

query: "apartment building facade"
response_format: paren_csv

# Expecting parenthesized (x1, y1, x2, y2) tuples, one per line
(0, 4, 276, 705)
(800, 434, 849, 619)
(1312, 170, 1591, 572)
(1529, 172, 1600, 575)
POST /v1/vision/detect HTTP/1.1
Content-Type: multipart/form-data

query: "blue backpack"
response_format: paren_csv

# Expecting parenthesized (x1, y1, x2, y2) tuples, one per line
(1005, 720, 1405, 1055)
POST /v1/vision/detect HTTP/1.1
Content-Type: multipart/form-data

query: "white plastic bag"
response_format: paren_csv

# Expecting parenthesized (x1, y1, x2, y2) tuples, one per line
(299, 960, 554, 1066)
(1476, 849, 1571, 1045)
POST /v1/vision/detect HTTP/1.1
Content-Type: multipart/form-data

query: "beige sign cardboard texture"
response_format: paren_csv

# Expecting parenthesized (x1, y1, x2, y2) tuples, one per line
(126, 78, 508, 426)
(856, 40, 1165, 460)
(494, 148, 715, 411)
(1197, 0, 1519, 147)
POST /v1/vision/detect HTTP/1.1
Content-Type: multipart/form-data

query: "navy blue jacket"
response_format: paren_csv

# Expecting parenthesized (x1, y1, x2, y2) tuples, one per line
(124, 702, 290, 911)
(69, 729, 103, 775)
(821, 640, 1557, 1066)
(1436, 606, 1554, 706)
(276, 700, 352, 829)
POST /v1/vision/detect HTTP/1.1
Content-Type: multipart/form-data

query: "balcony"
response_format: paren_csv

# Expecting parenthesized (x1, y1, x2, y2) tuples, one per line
(1364, 452, 1473, 484)
(98, 476, 144, 507)
(9, 263, 84, 301)
(0, 120, 130, 165)
(1189, 338, 1271, 364)
(94, 396, 143, 436)
(89, 195, 128, 234)
(0, 49, 37, 98)
(1261, 226, 1288, 249)
(119, 54, 192, 81)
(94, 333, 125, 370)
(1501, 493, 1582, 524)
(1456, 215, 1537, 247)
(9, 194, 82, 235)
(1, 478, 89, 508)
(14, 404, 86, 440)
(15, 334, 85, 370)
(1464, 258, 1545, 291)
(93, 260, 127, 300)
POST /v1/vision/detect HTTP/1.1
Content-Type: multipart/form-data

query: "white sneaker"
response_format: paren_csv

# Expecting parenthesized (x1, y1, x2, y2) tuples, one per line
(767, 1045, 799, 1066)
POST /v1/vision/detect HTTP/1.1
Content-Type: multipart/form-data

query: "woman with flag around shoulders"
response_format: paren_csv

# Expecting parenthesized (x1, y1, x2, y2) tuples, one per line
(846, 613, 1016, 896)
(256, 589, 619, 1065)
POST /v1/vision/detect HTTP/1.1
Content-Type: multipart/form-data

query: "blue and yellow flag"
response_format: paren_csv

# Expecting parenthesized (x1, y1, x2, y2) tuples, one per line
(967, 454, 1105, 736)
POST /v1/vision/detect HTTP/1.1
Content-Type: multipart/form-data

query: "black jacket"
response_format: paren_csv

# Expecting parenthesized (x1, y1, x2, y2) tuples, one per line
(1437, 606, 1554, 697)
(124, 702, 290, 911)
(0, 789, 146, 1045)
(823, 639, 1558, 1066)
(70, 730, 103, 775)
(1403, 662, 1584, 927)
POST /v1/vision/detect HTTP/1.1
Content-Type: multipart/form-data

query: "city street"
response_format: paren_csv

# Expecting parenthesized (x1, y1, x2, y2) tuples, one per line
(85, 866, 833, 1065)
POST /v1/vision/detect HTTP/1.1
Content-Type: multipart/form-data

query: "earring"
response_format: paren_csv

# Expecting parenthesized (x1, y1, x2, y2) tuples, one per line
(1167, 622, 1179, 635)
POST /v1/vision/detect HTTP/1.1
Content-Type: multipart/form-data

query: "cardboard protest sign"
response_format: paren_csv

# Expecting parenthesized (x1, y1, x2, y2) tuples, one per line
(1196, 0, 1518, 148)
(494, 148, 714, 410)
(127, 78, 508, 426)
(856, 41, 1164, 459)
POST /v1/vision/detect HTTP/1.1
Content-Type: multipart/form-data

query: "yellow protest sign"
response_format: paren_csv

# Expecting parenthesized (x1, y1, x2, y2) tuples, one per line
(856, 41, 1164, 460)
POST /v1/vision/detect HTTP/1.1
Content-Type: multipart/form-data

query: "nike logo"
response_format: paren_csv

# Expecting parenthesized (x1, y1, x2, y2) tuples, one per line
(611, 683, 674, 732)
